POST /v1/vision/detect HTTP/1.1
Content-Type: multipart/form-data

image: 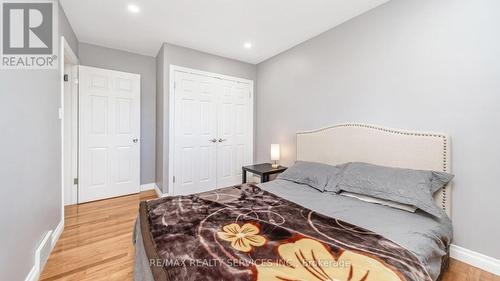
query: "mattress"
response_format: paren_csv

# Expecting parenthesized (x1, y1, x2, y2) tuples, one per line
(259, 180, 452, 280)
(134, 179, 452, 281)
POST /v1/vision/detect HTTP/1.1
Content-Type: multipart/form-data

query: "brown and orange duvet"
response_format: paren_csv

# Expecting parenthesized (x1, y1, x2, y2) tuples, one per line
(139, 184, 432, 281)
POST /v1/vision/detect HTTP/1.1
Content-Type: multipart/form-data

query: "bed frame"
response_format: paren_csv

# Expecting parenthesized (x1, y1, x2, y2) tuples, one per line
(296, 123, 452, 217)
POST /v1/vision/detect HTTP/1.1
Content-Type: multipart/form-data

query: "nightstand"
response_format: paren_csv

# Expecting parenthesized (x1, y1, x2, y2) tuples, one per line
(242, 163, 288, 183)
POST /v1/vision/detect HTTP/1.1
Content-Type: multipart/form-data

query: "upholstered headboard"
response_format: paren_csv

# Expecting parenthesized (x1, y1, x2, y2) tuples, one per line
(296, 123, 452, 217)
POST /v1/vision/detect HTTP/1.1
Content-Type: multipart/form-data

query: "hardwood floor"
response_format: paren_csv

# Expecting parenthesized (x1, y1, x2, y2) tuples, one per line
(40, 191, 156, 281)
(41, 191, 499, 281)
(442, 259, 500, 281)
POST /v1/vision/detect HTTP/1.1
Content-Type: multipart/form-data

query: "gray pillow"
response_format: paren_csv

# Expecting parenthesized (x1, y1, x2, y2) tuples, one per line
(324, 163, 348, 193)
(336, 162, 454, 217)
(277, 161, 343, 192)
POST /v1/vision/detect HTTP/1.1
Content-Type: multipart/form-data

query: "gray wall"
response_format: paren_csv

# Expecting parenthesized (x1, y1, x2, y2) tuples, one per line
(156, 43, 257, 192)
(0, 71, 61, 281)
(256, 0, 500, 258)
(0, 2, 78, 280)
(58, 3, 78, 54)
(155, 45, 166, 191)
(78, 43, 157, 184)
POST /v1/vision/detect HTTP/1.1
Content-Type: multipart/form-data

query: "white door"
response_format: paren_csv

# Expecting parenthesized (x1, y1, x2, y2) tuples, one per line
(216, 80, 253, 187)
(172, 68, 253, 195)
(173, 71, 218, 195)
(79, 66, 141, 203)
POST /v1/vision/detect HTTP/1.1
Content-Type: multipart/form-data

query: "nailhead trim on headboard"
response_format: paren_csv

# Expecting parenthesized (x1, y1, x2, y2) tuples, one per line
(297, 123, 450, 211)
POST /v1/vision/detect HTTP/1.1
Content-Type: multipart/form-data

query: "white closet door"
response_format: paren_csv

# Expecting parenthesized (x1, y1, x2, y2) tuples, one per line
(173, 71, 218, 195)
(79, 66, 141, 203)
(216, 80, 253, 187)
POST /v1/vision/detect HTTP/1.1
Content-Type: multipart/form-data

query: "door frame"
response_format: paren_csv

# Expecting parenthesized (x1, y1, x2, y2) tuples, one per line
(60, 36, 79, 216)
(168, 65, 254, 196)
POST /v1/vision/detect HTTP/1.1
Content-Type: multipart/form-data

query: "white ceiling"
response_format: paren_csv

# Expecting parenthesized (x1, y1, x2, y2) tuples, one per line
(60, 0, 389, 64)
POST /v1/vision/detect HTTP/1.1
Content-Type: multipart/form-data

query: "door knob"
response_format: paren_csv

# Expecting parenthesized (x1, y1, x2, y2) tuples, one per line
(133, 138, 139, 143)
(218, 138, 227, 143)
(209, 138, 217, 143)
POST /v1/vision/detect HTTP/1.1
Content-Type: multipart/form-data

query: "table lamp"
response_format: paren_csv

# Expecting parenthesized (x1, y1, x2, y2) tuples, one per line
(270, 144, 280, 168)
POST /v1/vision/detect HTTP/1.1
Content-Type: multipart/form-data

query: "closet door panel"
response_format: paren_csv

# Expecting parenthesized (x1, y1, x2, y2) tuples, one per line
(216, 80, 252, 187)
(172, 68, 253, 195)
(173, 72, 217, 195)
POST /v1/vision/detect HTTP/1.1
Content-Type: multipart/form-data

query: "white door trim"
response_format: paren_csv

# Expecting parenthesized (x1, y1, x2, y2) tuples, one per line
(168, 65, 254, 196)
(60, 36, 79, 215)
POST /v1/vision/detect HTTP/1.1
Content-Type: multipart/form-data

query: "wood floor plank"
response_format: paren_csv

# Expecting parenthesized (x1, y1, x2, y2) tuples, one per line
(40, 190, 499, 281)
(40, 191, 155, 281)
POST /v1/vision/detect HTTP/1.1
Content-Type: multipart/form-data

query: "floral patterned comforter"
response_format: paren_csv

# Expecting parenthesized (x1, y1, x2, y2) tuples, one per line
(139, 184, 432, 281)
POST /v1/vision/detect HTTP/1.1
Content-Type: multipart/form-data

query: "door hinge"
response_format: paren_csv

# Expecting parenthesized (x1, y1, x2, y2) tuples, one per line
(73, 178, 78, 185)
(249, 91, 252, 99)
(64, 74, 69, 82)
(173, 176, 176, 183)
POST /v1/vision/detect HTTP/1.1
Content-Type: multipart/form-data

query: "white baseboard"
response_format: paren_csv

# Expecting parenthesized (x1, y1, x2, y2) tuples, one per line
(24, 238, 45, 281)
(140, 183, 156, 191)
(154, 183, 167, 198)
(51, 220, 64, 247)
(451, 244, 500, 276)
(24, 265, 39, 281)
(251, 175, 261, 183)
(24, 220, 64, 281)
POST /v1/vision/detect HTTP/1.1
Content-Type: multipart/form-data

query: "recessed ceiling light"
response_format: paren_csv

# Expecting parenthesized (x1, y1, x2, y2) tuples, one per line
(127, 4, 140, 13)
(243, 42, 253, 49)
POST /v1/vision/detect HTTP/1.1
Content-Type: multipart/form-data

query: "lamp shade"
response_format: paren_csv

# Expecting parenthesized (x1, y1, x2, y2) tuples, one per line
(270, 144, 280, 161)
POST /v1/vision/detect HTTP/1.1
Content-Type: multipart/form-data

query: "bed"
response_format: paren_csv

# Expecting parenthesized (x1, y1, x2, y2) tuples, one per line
(134, 123, 453, 281)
